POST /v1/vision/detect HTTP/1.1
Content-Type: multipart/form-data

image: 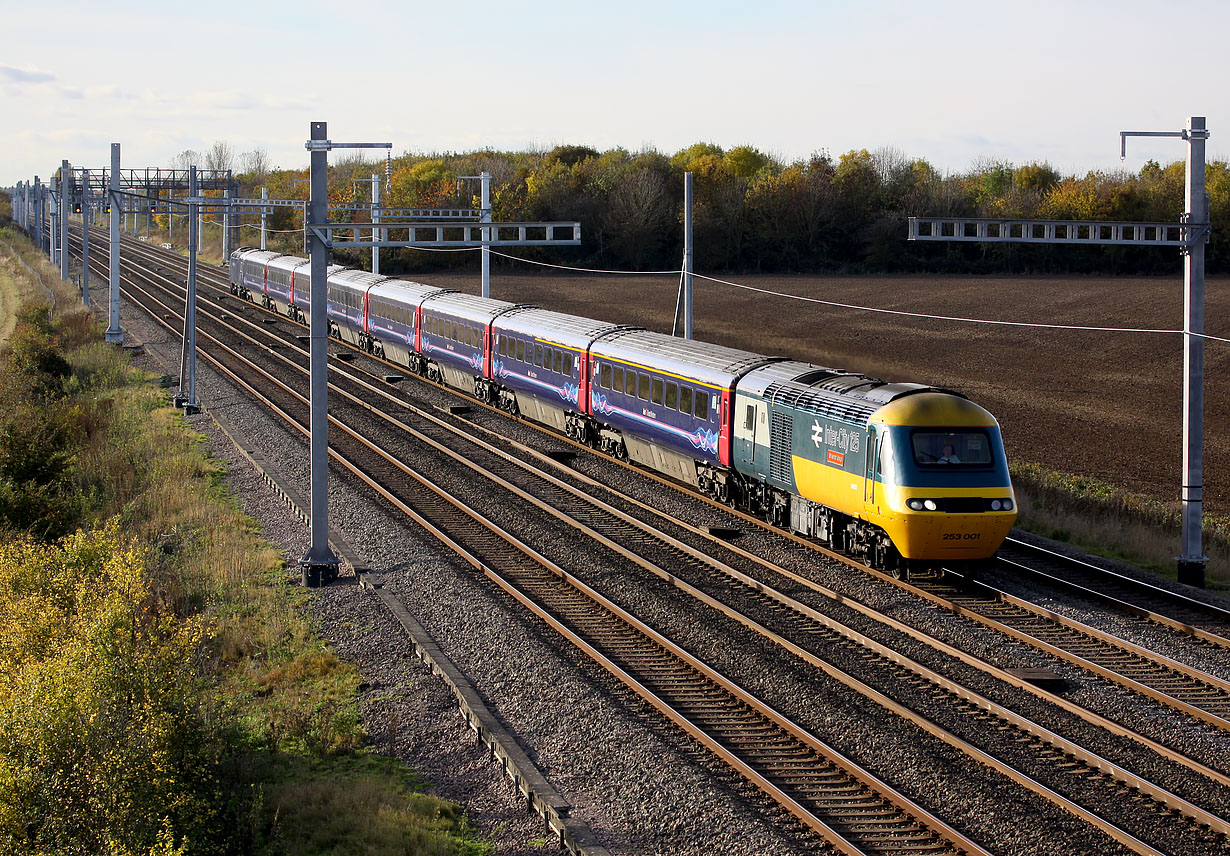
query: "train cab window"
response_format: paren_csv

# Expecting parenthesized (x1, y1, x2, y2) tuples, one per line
(638, 373, 650, 401)
(553, 350, 563, 374)
(911, 430, 992, 467)
(651, 378, 663, 405)
(563, 353, 573, 376)
(694, 391, 709, 420)
(679, 386, 692, 416)
(600, 363, 612, 388)
(665, 382, 677, 410)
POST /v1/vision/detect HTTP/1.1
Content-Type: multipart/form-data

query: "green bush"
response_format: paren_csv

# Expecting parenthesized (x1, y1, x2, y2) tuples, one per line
(0, 527, 244, 856)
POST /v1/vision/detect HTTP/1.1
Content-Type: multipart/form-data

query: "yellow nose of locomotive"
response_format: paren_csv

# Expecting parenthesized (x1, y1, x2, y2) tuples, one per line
(866, 392, 1017, 563)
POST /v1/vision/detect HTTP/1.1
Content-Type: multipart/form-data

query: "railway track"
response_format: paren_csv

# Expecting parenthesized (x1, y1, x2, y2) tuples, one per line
(996, 537, 1230, 647)
(63, 230, 1230, 854)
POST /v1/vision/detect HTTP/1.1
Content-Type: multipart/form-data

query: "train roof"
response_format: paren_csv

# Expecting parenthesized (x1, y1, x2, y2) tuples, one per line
(758, 366, 955, 426)
(233, 248, 284, 264)
(871, 391, 996, 428)
(737, 360, 856, 396)
(421, 291, 522, 323)
(266, 254, 312, 273)
(590, 329, 781, 387)
(367, 278, 454, 305)
(328, 269, 390, 291)
(492, 306, 631, 350)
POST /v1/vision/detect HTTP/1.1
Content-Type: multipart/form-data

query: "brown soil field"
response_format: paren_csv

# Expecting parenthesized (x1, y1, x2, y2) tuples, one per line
(414, 268, 1230, 517)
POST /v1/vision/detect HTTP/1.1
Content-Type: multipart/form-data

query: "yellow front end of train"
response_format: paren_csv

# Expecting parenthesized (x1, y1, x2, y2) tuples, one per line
(791, 392, 1016, 563)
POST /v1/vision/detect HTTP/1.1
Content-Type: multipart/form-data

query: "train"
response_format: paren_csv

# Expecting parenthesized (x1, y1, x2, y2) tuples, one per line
(229, 247, 1017, 577)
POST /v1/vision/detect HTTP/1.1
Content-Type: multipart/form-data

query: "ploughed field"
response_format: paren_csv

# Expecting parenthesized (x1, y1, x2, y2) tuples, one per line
(415, 269, 1230, 516)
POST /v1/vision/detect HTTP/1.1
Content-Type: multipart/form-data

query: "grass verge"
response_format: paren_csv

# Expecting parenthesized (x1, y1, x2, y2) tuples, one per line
(1011, 461, 1230, 590)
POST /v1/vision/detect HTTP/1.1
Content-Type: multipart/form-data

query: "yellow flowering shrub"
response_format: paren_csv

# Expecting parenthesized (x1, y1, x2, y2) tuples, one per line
(0, 525, 232, 855)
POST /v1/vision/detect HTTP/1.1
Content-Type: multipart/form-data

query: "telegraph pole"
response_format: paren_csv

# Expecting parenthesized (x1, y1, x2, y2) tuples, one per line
(80, 169, 90, 307)
(106, 144, 123, 343)
(174, 166, 201, 414)
(371, 173, 381, 274)
(1117, 117, 1212, 586)
(459, 172, 493, 296)
(260, 186, 268, 250)
(683, 172, 694, 339)
(302, 120, 341, 586)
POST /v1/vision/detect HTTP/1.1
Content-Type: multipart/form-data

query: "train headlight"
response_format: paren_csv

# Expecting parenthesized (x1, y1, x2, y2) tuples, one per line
(923, 499, 938, 511)
(907, 498, 924, 511)
(990, 499, 1002, 511)
(1002, 499, 1014, 511)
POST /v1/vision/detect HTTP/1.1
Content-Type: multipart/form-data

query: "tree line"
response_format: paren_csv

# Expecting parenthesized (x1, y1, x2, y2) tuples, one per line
(210, 142, 1230, 276)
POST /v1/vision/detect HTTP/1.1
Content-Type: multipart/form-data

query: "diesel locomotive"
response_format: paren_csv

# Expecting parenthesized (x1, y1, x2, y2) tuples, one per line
(230, 248, 1017, 577)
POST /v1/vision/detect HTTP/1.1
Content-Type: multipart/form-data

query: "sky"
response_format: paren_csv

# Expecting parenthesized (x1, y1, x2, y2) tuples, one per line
(3, 0, 1229, 187)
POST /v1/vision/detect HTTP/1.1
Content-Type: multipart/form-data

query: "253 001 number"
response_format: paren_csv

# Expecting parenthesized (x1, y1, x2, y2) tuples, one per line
(942, 533, 981, 541)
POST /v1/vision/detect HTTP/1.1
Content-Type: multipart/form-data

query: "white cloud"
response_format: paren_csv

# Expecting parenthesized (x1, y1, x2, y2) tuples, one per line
(0, 65, 55, 84)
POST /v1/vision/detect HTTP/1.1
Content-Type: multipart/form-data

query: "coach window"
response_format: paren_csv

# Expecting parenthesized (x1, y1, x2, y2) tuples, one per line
(553, 350, 562, 374)
(651, 378, 663, 405)
(514, 339, 523, 361)
(638, 373, 650, 401)
(599, 363, 612, 388)
(679, 386, 692, 415)
(744, 404, 755, 431)
(532, 344, 541, 367)
(694, 391, 708, 420)
(563, 353, 573, 376)
(665, 382, 678, 410)
(612, 366, 623, 392)
(625, 368, 637, 396)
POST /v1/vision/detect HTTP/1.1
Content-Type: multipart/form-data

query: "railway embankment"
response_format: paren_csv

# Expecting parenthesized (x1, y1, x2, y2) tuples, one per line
(0, 228, 493, 855)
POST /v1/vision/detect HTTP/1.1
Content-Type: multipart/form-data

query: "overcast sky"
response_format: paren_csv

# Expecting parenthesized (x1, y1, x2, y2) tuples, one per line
(3, 0, 1228, 186)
